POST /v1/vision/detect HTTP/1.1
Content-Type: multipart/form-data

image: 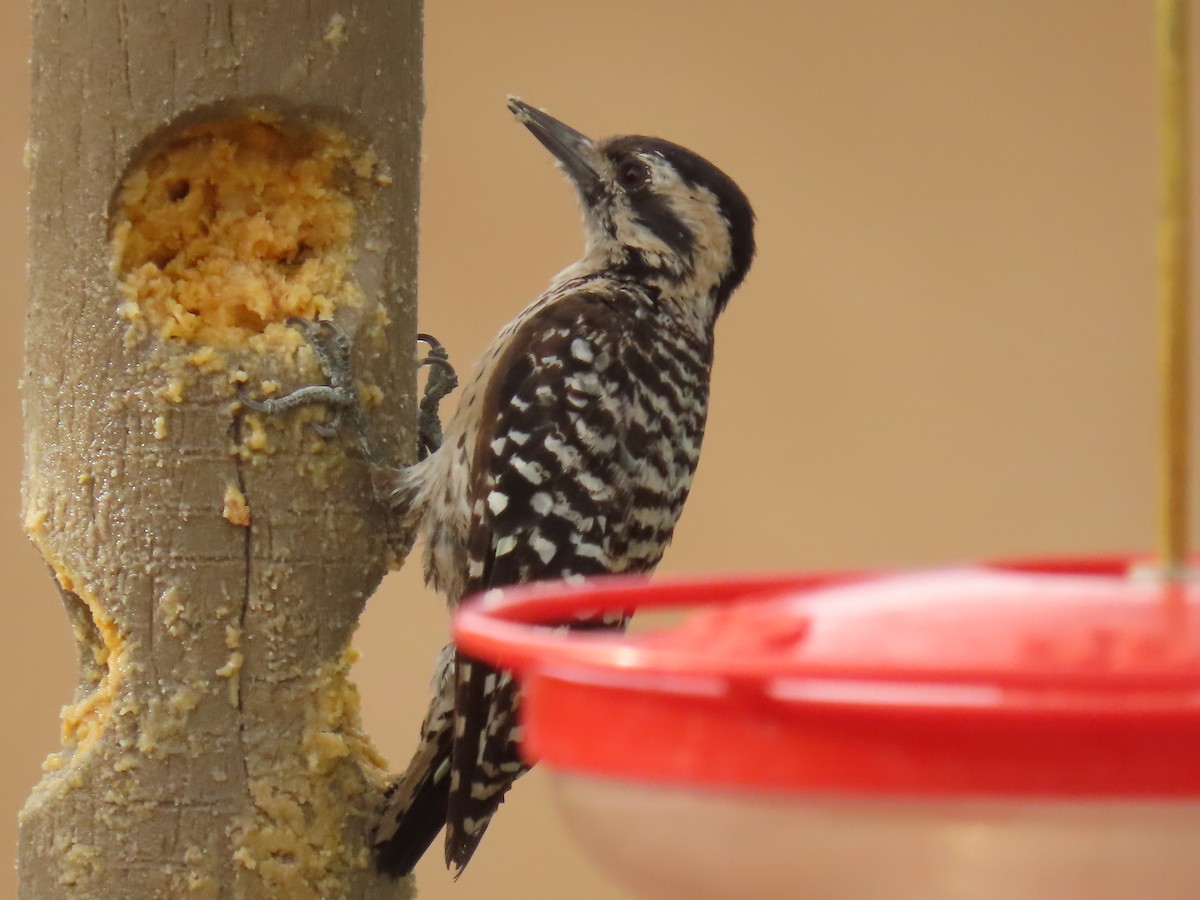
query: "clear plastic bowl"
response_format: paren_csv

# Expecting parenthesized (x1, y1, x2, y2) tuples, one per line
(552, 776, 1200, 900)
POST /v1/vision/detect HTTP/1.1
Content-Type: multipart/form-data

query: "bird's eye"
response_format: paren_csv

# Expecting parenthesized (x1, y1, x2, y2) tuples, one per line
(615, 158, 650, 191)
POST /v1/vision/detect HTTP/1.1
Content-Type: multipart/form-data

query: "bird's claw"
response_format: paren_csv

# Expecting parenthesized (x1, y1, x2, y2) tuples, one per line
(417, 333, 459, 458)
(238, 317, 358, 434)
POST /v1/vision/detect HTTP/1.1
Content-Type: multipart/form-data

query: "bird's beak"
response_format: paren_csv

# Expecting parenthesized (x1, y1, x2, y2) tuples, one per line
(508, 97, 606, 201)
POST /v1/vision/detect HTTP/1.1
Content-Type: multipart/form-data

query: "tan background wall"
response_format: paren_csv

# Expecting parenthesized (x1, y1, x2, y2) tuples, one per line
(1, 2, 1197, 898)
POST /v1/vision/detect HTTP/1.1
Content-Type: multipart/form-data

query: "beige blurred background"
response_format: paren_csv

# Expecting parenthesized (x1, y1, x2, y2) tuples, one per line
(2, 2, 1199, 898)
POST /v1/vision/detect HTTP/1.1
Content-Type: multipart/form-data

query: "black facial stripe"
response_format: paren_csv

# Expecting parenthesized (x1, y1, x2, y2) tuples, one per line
(631, 192, 695, 263)
(613, 249, 658, 282)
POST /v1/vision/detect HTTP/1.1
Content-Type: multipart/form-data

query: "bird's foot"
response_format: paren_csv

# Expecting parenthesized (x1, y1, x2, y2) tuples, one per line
(239, 317, 359, 437)
(239, 320, 457, 462)
(417, 332, 458, 458)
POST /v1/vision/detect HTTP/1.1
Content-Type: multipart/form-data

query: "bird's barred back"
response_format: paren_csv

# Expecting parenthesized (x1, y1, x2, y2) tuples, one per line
(438, 283, 716, 867)
(462, 282, 713, 594)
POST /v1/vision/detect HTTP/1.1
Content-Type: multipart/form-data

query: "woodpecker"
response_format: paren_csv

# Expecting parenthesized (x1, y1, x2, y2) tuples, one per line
(378, 97, 755, 878)
(245, 97, 755, 878)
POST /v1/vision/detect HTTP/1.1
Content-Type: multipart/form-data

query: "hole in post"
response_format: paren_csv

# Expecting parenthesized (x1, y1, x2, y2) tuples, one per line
(110, 114, 371, 349)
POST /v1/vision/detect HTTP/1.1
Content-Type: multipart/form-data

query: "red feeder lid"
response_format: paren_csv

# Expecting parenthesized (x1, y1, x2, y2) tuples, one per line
(453, 556, 1200, 797)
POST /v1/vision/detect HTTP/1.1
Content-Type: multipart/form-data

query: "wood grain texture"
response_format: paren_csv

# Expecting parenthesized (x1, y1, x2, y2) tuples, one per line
(20, 1, 421, 897)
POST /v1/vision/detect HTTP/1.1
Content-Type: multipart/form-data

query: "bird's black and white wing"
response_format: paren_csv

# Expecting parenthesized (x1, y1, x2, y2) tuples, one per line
(444, 288, 661, 872)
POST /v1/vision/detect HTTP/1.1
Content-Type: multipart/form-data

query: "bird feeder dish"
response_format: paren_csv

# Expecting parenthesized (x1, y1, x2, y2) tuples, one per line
(455, 558, 1200, 900)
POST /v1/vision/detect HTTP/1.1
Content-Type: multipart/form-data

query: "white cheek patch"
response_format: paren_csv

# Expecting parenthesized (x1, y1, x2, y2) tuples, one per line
(664, 183, 731, 297)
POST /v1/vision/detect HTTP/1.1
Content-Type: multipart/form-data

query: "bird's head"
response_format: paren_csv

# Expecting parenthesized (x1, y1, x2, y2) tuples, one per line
(508, 97, 755, 322)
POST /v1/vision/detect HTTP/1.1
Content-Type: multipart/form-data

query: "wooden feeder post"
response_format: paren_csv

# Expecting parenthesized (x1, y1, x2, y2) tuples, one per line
(20, 1, 422, 897)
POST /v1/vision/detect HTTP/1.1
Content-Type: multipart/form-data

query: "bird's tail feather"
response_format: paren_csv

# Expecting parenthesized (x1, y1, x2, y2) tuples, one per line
(373, 644, 457, 878)
(374, 749, 451, 878)
(445, 652, 527, 875)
